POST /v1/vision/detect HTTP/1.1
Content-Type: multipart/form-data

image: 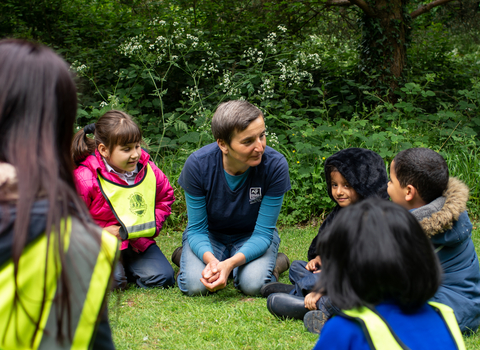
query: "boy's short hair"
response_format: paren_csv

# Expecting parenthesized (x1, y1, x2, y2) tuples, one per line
(393, 148, 449, 204)
(211, 100, 263, 145)
(317, 198, 442, 311)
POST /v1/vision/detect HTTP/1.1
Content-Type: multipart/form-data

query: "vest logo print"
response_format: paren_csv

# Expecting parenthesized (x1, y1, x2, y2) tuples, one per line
(249, 187, 262, 204)
(129, 192, 147, 217)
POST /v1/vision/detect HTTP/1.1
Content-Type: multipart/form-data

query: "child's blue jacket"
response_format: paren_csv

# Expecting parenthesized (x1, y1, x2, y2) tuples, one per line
(412, 177, 480, 333)
(313, 301, 459, 350)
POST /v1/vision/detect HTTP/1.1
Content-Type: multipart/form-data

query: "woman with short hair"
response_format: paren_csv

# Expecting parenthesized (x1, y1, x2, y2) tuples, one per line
(177, 100, 291, 296)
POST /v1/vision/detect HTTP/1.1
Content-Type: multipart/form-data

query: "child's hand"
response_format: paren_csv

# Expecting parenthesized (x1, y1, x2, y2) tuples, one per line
(305, 292, 322, 310)
(104, 225, 122, 240)
(306, 256, 322, 273)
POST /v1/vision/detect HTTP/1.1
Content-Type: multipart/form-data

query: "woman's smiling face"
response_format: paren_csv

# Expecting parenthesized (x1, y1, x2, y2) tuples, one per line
(218, 115, 266, 175)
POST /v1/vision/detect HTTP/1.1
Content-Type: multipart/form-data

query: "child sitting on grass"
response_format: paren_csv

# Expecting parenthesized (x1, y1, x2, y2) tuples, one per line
(388, 147, 480, 333)
(311, 199, 465, 350)
(261, 148, 389, 324)
(72, 110, 176, 290)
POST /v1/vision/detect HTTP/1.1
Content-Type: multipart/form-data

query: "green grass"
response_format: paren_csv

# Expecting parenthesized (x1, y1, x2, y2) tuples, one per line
(109, 220, 480, 349)
(444, 147, 480, 220)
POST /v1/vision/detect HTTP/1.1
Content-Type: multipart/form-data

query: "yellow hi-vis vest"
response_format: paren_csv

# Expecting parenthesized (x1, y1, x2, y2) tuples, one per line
(340, 302, 466, 350)
(97, 163, 157, 240)
(0, 217, 118, 350)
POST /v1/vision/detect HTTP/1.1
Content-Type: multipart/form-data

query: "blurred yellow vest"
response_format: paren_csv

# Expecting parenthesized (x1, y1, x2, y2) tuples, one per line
(0, 217, 118, 349)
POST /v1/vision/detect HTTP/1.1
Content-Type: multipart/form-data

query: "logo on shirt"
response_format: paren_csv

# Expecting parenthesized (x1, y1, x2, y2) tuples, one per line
(249, 187, 262, 204)
(129, 192, 147, 217)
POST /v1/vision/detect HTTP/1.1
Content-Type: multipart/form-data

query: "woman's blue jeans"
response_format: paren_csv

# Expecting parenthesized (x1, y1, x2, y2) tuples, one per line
(177, 229, 280, 296)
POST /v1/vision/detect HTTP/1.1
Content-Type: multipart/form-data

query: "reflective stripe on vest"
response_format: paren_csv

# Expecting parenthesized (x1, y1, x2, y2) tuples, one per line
(97, 163, 157, 240)
(340, 302, 466, 350)
(428, 302, 466, 350)
(0, 217, 118, 349)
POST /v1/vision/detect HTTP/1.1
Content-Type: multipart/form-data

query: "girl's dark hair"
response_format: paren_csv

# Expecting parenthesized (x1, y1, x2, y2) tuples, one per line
(72, 110, 142, 164)
(317, 198, 441, 311)
(0, 39, 100, 344)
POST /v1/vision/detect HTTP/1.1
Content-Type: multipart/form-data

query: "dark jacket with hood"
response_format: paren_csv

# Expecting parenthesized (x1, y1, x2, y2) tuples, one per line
(411, 177, 480, 333)
(307, 148, 389, 260)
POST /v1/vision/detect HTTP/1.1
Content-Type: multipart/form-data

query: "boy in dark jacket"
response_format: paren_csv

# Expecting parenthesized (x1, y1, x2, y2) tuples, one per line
(388, 147, 480, 333)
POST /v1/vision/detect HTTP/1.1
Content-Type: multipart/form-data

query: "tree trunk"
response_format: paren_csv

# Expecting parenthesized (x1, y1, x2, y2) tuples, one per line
(359, 0, 410, 96)
(324, 0, 457, 98)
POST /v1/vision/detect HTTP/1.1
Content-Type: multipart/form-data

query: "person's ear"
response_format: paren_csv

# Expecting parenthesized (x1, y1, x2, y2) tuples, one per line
(98, 143, 109, 158)
(217, 139, 229, 155)
(404, 185, 417, 202)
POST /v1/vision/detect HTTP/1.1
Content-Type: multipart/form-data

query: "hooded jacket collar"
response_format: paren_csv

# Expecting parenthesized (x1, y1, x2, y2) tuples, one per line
(411, 177, 469, 237)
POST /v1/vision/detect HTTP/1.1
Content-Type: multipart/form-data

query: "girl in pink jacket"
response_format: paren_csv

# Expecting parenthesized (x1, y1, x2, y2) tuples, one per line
(72, 110, 175, 290)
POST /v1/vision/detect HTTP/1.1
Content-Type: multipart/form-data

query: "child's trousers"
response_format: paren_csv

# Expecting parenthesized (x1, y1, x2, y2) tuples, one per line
(113, 244, 175, 289)
(289, 260, 321, 297)
(289, 260, 340, 317)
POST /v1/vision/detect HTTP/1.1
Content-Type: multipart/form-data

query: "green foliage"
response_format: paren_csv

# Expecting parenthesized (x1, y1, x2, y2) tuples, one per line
(66, 11, 479, 226)
(3, 0, 479, 225)
(442, 147, 480, 219)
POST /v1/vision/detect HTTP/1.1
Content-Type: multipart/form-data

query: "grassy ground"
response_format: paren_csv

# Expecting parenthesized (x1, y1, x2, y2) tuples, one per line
(109, 220, 480, 349)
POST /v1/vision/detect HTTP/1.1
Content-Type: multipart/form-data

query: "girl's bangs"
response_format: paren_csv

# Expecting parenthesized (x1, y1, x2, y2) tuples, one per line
(111, 120, 142, 147)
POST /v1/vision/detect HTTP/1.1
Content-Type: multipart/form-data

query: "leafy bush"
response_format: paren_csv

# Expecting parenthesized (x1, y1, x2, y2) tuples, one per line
(5, 0, 478, 226)
(66, 17, 480, 226)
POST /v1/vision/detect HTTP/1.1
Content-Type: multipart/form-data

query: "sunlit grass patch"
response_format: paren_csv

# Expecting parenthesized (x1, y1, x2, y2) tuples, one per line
(109, 223, 480, 349)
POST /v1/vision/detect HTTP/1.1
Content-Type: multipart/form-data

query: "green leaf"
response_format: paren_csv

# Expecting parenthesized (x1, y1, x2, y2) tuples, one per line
(178, 132, 200, 143)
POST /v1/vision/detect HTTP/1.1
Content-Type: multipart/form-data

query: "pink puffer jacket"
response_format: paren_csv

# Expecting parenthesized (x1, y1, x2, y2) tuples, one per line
(74, 149, 175, 252)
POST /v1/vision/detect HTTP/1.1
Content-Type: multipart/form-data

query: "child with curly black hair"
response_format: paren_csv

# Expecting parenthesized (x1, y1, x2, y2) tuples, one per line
(261, 148, 389, 328)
